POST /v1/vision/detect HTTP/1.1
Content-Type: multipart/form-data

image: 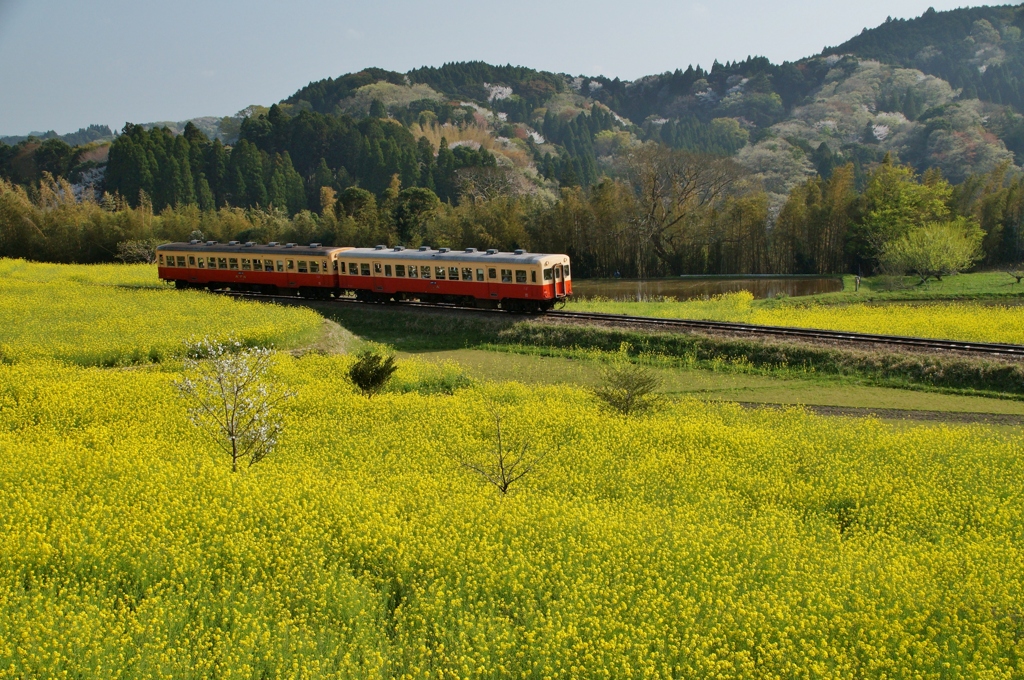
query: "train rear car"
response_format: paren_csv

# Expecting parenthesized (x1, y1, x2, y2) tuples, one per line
(157, 241, 348, 297)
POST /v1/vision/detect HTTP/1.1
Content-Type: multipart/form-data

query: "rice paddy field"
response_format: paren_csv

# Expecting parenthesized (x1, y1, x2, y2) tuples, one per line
(2, 260, 1024, 678)
(567, 290, 1024, 345)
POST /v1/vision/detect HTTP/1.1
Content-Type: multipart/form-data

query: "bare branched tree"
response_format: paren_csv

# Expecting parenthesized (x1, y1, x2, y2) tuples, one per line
(457, 399, 547, 495)
(456, 166, 534, 202)
(115, 239, 159, 264)
(175, 339, 294, 472)
(624, 143, 739, 278)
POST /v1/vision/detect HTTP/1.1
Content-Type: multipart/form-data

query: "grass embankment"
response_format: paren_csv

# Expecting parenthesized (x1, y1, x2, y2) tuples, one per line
(3, 356, 1024, 676)
(566, 288, 1024, 344)
(499, 323, 1024, 399)
(320, 304, 1024, 399)
(0, 260, 321, 366)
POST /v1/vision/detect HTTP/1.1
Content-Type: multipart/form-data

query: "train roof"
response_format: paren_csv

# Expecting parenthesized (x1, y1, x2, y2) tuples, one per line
(158, 241, 344, 257)
(340, 246, 565, 266)
(157, 242, 568, 265)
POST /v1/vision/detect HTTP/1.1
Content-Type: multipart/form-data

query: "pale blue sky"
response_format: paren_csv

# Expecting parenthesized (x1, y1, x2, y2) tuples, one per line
(0, 0, 1002, 136)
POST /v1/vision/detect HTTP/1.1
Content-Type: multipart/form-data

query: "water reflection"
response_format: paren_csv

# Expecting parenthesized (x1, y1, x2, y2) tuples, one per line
(571, 277, 843, 301)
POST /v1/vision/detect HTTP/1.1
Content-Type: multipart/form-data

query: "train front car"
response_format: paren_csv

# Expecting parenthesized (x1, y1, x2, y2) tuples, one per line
(157, 241, 348, 297)
(338, 246, 571, 312)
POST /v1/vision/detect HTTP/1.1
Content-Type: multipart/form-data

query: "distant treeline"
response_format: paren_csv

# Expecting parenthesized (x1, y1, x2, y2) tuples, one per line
(4, 146, 1023, 278)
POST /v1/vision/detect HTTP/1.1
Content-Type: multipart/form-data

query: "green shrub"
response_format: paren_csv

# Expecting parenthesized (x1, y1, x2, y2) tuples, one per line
(349, 350, 398, 396)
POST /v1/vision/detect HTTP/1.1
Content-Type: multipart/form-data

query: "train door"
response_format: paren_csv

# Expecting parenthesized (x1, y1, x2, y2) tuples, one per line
(372, 261, 385, 293)
(554, 264, 566, 297)
(486, 266, 500, 300)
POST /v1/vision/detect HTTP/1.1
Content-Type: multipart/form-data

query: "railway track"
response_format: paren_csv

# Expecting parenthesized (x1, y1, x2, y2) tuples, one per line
(219, 291, 1024, 358)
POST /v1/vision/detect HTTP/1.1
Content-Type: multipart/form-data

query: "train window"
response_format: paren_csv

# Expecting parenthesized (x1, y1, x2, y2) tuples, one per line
(531, 270, 536, 283)
(229, 258, 238, 270)
(421, 266, 431, 278)
(462, 267, 472, 281)
(476, 269, 484, 282)
(563, 263, 570, 277)
(360, 263, 371, 276)
(488, 268, 496, 279)
(384, 264, 392, 276)
(297, 261, 308, 273)
(241, 258, 251, 271)
(516, 270, 527, 283)
(395, 264, 405, 277)
(374, 262, 382, 274)
(264, 260, 273, 271)
(543, 268, 553, 281)
(208, 257, 216, 268)
(310, 261, 319, 274)
(348, 263, 357, 274)
(253, 260, 262, 271)
(276, 260, 284, 272)
(322, 260, 328, 272)
(435, 266, 446, 279)
(177, 256, 187, 267)
(188, 256, 196, 266)
(198, 258, 205, 269)
(449, 267, 459, 280)
(218, 258, 228, 269)
(407, 265, 417, 278)
(286, 260, 294, 271)
(501, 269, 512, 283)
(158, 254, 164, 265)
(333, 260, 339, 272)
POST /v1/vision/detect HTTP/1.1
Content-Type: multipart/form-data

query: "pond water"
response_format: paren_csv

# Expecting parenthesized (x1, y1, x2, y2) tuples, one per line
(571, 277, 844, 301)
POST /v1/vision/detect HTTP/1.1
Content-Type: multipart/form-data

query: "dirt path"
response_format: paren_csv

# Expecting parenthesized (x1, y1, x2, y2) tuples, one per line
(738, 402, 1024, 425)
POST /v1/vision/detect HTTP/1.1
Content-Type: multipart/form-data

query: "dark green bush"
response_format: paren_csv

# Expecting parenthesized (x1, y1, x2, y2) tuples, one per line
(349, 350, 398, 396)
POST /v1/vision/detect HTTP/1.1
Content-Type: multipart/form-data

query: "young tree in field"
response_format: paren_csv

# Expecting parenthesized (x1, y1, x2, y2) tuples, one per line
(879, 217, 984, 284)
(592, 348, 662, 415)
(175, 339, 294, 472)
(348, 349, 398, 396)
(457, 398, 546, 495)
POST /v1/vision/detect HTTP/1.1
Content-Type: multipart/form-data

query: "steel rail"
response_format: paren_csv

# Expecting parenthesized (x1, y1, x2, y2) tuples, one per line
(215, 290, 1024, 358)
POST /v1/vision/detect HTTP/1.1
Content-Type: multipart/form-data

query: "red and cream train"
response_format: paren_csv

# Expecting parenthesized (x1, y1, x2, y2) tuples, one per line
(156, 241, 572, 312)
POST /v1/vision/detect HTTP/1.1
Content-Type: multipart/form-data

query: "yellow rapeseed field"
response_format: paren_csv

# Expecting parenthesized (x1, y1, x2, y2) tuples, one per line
(2, 262, 1023, 677)
(0, 260, 321, 366)
(568, 291, 1024, 344)
(1, 355, 1022, 678)
(0, 258, 162, 288)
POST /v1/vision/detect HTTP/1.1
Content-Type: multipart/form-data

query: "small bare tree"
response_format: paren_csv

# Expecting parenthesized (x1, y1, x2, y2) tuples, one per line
(457, 399, 547, 495)
(175, 338, 294, 472)
(592, 351, 662, 415)
(1005, 264, 1024, 284)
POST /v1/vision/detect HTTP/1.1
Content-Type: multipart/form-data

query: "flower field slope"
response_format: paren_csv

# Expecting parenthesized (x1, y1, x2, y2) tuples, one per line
(1, 355, 1022, 677)
(0, 258, 162, 288)
(0, 272, 321, 366)
(568, 291, 1024, 344)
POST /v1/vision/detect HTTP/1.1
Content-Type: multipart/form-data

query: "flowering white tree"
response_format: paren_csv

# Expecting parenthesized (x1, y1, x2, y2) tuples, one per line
(175, 339, 294, 472)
